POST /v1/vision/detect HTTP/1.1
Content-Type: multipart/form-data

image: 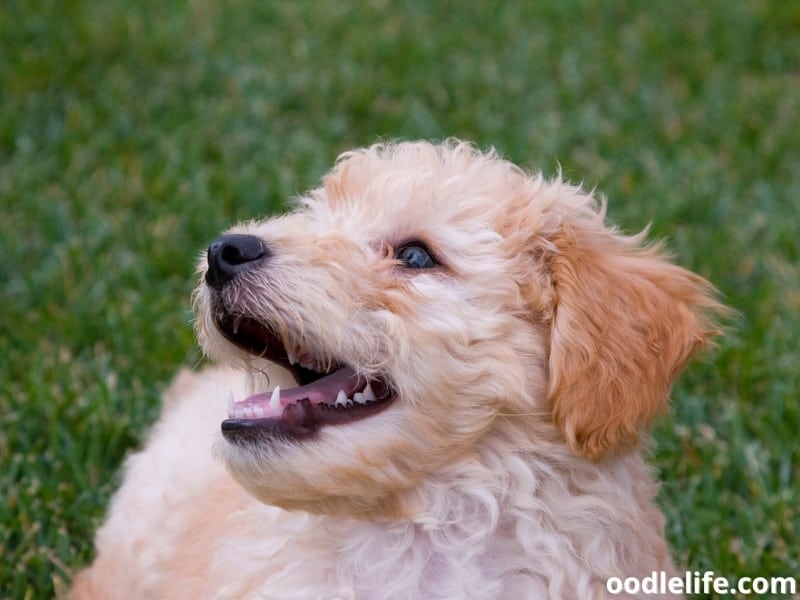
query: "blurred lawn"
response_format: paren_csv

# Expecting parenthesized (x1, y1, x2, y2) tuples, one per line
(1, 0, 798, 597)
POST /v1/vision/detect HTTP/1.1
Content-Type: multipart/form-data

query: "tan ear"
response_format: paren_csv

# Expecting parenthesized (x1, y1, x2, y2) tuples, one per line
(546, 211, 724, 460)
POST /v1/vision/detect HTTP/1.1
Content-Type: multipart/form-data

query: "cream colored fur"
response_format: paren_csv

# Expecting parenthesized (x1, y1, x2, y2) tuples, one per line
(70, 140, 724, 599)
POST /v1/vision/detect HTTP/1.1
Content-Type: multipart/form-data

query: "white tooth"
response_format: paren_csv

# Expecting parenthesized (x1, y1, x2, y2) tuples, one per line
(335, 390, 348, 406)
(232, 321, 239, 335)
(269, 386, 281, 412)
(287, 349, 297, 365)
(362, 383, 376, 402)
(353, 392, 365, 404)
(253, 405, 265, 418)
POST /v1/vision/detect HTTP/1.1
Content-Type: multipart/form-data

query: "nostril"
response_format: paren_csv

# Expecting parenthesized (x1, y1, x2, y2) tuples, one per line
(217, 239, 265, 266)
(206, 234, 271, 291)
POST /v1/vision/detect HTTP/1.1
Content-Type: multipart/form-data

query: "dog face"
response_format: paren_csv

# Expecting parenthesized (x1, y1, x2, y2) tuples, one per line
(194, 141, 721, 518)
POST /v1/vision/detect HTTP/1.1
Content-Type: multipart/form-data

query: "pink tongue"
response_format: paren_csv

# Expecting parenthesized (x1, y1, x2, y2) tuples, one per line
(231, 366, 365, 419)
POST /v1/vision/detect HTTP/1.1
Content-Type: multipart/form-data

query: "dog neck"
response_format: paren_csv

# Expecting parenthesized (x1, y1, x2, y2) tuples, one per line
(211, 435, 675, 598)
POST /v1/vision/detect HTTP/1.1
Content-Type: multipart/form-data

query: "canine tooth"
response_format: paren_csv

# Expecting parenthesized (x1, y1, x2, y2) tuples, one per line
(353, 392, 366, 404)
(232, 321, 239, 335)
(362, 383, 376, 402)
(269, 386, 281, 412)
(335, 390, 348, 406)
(287, 349, 298, 365)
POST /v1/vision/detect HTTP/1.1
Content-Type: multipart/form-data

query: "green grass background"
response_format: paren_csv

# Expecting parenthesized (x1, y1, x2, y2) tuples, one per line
(2, 1, 798, 598)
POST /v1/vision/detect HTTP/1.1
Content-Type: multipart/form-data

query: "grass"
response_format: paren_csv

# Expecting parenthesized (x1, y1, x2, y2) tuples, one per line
(1, 0, 798, 597)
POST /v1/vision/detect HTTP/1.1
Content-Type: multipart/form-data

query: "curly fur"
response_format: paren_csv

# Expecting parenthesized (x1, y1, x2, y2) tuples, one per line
(70, 140, 724, 599)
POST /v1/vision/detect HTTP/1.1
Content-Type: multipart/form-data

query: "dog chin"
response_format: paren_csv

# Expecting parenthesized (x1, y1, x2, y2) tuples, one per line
(213, 403, 425, 520)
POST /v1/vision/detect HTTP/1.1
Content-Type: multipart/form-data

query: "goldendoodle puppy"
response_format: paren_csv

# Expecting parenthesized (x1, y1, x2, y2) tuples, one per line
(70, 140, 724, 599)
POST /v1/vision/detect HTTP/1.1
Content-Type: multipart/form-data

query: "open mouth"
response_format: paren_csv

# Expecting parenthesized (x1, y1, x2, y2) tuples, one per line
(215, 313, 394, 444)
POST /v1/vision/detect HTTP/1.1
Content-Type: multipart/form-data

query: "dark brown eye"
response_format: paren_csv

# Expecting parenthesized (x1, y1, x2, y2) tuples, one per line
(394, 243, 436, 269)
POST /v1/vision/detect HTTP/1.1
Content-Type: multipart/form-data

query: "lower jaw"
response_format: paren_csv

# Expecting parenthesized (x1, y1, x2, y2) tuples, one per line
(221, 395, 395, 445)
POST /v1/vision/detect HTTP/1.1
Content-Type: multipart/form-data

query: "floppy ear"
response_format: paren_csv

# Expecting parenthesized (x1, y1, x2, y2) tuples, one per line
(545, 203, 724, 460)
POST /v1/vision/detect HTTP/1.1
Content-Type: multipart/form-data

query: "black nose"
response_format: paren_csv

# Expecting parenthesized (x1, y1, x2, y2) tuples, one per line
(205, 234, 270, 291)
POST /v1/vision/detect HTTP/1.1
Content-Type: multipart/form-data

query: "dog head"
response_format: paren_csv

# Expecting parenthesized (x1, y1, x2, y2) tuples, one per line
(194, 140, 722, 517)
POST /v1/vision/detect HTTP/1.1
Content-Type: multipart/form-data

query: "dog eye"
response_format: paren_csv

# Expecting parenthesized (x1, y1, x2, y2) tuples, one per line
(394, 243, 437, 269)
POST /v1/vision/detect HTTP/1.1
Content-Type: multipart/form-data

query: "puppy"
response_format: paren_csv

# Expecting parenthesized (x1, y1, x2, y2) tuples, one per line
(70, 140, 724, 599)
